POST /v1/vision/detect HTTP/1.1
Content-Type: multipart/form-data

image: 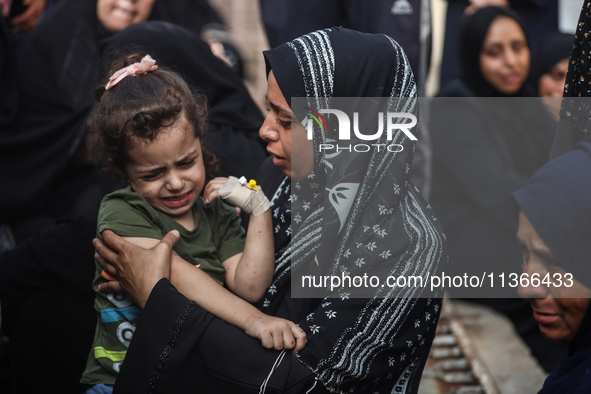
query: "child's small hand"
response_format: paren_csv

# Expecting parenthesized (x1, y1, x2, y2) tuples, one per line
(203, 177, 229, 204)
(206, 176, 271, 216)
(244, 314, 307, 352)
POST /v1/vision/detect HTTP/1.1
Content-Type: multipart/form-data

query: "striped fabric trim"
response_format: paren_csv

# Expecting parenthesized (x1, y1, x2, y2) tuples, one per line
(93, 346, 127, 362)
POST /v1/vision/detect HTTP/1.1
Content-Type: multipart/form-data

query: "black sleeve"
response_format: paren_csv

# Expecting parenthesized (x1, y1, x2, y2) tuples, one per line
(114, 279, 320, 394)
(114, 279, 210, 394)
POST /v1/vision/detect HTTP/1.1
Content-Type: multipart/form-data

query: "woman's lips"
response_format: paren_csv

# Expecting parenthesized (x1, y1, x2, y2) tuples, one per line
(267, 147, 288, 167)
(503, 73, 521, 84)
(113, 7, 135, 20)
(272, 155, 287, 166)
(533, 310, 559, 325)
(162, 191, 193, 208)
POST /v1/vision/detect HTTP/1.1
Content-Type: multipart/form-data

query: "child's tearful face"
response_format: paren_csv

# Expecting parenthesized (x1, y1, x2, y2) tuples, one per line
(125, 124, 205, 229)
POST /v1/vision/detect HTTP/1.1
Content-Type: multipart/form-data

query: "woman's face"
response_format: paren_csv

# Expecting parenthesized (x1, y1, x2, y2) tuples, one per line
(97, 0, 155, 33)
(259, 71, 314, 181)
(517, 211, 591, 343)
(480, 16, 530, 95)
(538, 58, 569, 98)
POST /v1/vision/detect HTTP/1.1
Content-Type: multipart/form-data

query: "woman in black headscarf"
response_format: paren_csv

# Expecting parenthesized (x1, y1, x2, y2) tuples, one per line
(531, 32, 573, 99)
(531, 32, 573, 120)
(449, 5, 532, 97)
(95, 27, 446, 394)
(514, 142, 591, 393)
(429, 6, 563, 371)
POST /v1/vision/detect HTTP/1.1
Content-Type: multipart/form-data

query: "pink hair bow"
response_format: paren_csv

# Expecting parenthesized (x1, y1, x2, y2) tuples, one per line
(105, 55, 158, 90)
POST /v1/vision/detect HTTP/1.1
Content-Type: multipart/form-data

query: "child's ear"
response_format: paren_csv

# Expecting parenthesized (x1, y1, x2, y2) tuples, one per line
(107, 158, 126, 179)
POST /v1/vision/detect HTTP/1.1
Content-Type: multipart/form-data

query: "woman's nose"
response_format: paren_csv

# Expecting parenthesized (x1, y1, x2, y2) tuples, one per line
(259, 115, 279, 142)
(504, 49, 518, 67)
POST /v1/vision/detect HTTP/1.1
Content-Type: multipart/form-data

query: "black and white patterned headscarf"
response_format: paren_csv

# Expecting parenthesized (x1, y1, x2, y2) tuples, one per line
(262, 28, 447, 393)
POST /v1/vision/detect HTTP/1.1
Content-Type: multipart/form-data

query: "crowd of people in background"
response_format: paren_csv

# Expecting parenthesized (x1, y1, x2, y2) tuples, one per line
(0, 0, 589, 393)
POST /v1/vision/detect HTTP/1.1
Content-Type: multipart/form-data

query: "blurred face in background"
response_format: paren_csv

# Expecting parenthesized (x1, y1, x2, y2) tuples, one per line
(97, 0, 155, 33)
(480, 16, 530, 95)
(539, 58, 569, 119)
(539, 58, 569, 98)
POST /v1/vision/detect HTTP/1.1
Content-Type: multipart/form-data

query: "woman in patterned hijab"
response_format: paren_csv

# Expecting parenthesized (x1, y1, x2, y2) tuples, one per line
(99, 27, 446, 394)
(260, 27, 446, 392)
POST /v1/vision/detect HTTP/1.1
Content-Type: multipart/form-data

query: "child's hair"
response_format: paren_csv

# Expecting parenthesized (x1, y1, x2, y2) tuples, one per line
(90, 53, 219, 179)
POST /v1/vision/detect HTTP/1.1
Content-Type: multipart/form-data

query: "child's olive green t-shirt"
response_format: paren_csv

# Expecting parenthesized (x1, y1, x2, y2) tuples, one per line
(81, 186, 245, 386)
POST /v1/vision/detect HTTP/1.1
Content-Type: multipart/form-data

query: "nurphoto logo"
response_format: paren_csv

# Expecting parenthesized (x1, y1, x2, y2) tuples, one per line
(301, 102, 417, 153)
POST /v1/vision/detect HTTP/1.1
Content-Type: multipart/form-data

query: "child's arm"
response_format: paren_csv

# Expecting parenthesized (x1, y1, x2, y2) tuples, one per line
(170, 255, 306, 352)
(113, 235, 306, 351)
(204, 177, 275, 303)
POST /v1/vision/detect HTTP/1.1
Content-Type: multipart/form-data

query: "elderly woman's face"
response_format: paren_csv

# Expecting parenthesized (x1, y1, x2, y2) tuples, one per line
(517, 211, 591, 343)
(97, 0, 155, 33)
(259, 71, 314, 181)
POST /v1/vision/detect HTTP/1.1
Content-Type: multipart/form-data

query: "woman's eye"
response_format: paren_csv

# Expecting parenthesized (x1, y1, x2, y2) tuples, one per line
(512, 41, 525, 53)
(549, 68, 566, 81)
(278, 119, 291, 127)
(483, 47, 501, 58)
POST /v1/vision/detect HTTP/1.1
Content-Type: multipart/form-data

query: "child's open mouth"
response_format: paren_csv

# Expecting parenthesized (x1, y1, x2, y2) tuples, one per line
(162, 191, 193, 208)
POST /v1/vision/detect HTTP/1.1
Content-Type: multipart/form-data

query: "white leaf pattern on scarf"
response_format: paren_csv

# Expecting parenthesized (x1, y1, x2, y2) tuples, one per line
(262, 28, 447, 393)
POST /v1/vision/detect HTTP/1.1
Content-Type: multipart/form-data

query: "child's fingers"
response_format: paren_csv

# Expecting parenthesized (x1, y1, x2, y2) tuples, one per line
(210, 177, 229, 183)
(281, 329, 296, 350)
(205, 178, 228, 193)
(203, 184, 218, 203)
(203, 178, 228, 203)
(204, 187, 221, 204)
(272, 329, 287, 350)
(292, 326, 307, 353)
(258, 331, 274, 350)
